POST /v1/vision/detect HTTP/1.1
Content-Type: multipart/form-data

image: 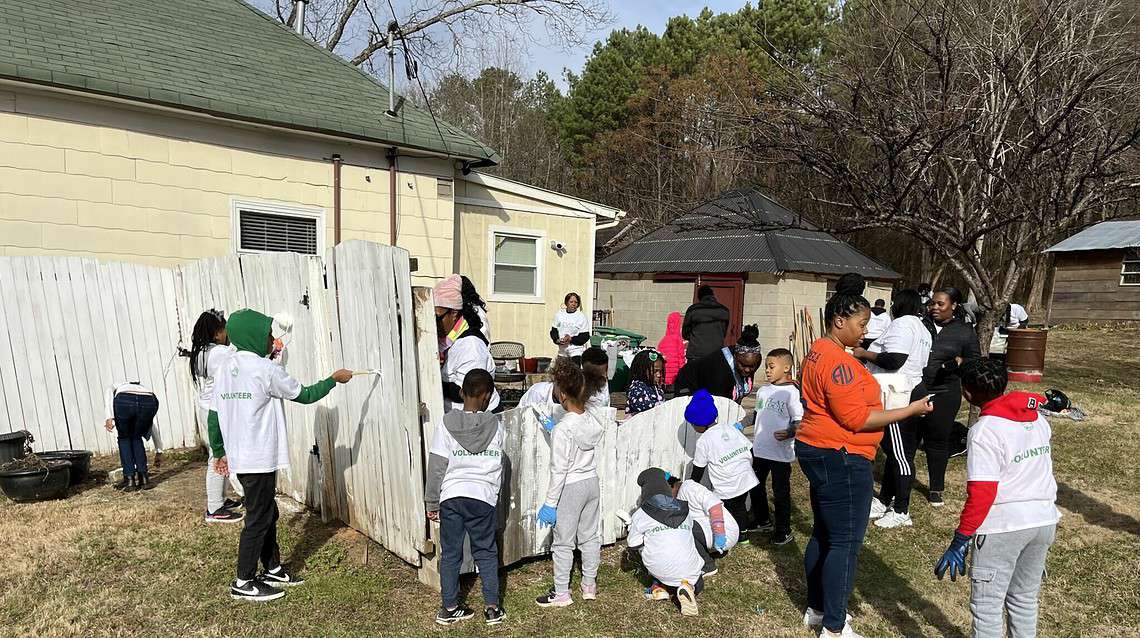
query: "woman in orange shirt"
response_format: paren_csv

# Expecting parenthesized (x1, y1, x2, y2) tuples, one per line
(796, 293, 933, 638)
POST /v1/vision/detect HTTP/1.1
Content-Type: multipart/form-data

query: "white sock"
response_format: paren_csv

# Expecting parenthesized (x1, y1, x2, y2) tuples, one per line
(267, 566, 282, 574)
(235, 578, 250, 586)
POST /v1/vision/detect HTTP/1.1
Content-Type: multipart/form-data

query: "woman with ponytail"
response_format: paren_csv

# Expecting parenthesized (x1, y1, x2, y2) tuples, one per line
(796, 293, 933, 638)
(674, 324, 763, 404)
(190, 309, 244, 523)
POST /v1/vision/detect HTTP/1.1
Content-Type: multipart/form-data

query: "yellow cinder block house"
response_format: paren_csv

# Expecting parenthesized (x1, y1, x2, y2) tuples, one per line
(0, 0, 623, 357)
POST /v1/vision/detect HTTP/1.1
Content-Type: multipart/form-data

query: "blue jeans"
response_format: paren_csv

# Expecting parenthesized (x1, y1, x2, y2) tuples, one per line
(439, 497, 500, 609)
(113, 392, 159, 477)
(796, 441, 874, 632)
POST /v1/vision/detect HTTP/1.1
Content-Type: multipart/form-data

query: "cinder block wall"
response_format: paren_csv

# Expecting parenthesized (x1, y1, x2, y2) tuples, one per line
(594, 275, 693, 344)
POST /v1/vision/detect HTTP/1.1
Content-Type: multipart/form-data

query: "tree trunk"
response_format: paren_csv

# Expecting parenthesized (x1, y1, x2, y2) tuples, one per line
(1024, 253, 1051, 321)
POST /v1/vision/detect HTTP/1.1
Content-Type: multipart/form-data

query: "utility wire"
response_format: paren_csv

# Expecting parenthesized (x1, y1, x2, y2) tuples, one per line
(384, 0, 451, 155)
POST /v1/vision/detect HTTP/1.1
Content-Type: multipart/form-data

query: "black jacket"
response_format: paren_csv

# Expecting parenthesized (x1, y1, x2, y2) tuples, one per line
(922, 317, 982, 391)
(682, 295, 730, 360)
(674, 348, 737, 401)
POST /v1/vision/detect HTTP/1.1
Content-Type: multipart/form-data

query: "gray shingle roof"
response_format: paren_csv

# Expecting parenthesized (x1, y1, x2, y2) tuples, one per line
(0, 0, 498, 163)
(596, 187, 900, 279)
(1045, 221, 1140, 252)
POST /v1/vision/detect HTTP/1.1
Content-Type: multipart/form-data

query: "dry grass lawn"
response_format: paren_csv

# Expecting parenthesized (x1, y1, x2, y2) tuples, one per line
(3, 327, 1139, 637)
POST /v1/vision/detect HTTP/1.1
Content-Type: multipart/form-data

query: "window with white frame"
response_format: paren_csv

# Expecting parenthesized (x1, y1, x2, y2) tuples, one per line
(1122, 248, 1140, 286)
(232, 200, 323, 255)
(491, 230, 541, 297)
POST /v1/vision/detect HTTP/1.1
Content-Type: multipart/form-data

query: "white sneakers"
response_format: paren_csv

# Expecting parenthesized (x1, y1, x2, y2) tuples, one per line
(874, 511, 913, 529)
(822, 624, 866, 638)
(868, 499, 889, 520)
(803, 608, 852, 627)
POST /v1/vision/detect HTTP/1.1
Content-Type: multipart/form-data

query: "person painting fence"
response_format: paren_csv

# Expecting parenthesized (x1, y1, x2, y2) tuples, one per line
(435, 274, 500, 414)
(206, 308, 354, 602)
(189, 309, 245, 524)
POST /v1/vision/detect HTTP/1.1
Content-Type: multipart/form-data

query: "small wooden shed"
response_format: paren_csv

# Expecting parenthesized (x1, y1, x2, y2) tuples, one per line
(1045, 220, 1140, 324)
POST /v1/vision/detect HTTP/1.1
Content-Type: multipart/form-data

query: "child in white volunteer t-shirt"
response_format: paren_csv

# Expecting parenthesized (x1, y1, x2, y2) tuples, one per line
(424, 369, 507, 626)
(687, 390, 759, 529)
(748, 349, 802, 545)
(628, 468, 705, 616)
(670, 475, 738, 577)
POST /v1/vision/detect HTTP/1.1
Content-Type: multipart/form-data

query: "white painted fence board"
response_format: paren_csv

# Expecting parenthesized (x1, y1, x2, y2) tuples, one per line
(0, 260, 35, 436)
(64, 258, 105, 452)
(38, 257, 86, 452)
(11, 258, 63, 450)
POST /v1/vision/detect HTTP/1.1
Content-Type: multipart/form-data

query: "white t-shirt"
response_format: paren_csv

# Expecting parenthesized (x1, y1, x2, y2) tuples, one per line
(693, 421, 759, 499)
(553, 310, 590, 358)
(195, 343, 234, 412)
(441, 335, 500, 414)
(1008, 303, 1028, 328)
(519, 381, 607, 415)
(211, 350, 304, 474)
(627, 508, 704, 587)
(677, 479, 739, 551)
(967, 410, 1060, 535)
(429, 417, 506, 507)
(868, 315, 932, 387)
(752, 383, 802, 463)
(865, 310, 892, 341)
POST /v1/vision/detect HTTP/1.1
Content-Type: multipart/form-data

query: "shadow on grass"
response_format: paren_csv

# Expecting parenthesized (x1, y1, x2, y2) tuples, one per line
(283, 511, 342, 572)
(1056, 480, 1140, 540)
(855, 546, 967, 638)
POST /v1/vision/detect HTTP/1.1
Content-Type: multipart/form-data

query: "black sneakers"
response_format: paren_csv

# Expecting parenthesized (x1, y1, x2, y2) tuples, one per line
(230, 579, 285, 602)
(223, 497, 244, 510)
(772, 531, 795, 546)
(483, 606, 506, 625)
(435, 606, 475, 625)
(205, 508, 244, 524)
(260, 566, 304, 588)
(929, 491, 945, 508)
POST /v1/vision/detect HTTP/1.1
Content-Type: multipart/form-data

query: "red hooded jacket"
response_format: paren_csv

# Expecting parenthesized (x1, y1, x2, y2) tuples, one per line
(657, 312, 686, 385)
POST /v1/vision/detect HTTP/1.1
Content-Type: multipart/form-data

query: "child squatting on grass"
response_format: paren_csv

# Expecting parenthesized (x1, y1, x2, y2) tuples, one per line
(536, 357, 605, 608)
(628, 467, 705, 616)
(424, 369, 507, 626)
(207, 308, 354, 603)
(934, 358, 1059, 638)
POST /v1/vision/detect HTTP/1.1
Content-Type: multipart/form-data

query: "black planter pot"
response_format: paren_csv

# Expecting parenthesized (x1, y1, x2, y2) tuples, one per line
(37, 450, 93, 485)
(0, 431, 28, 465)
(0, 459, 72, 502)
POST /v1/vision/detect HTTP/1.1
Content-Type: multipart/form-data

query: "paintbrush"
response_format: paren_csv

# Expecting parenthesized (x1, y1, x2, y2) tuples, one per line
(352, 369, 382, 376)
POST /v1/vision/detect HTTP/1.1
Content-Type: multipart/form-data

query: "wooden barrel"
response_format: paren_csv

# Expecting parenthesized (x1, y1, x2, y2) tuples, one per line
(1006, 328, 1048, 382)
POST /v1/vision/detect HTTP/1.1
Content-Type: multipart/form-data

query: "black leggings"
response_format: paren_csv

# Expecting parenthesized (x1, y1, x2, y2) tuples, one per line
(879, 384, 924, 513)
(919, 385, 962, 493)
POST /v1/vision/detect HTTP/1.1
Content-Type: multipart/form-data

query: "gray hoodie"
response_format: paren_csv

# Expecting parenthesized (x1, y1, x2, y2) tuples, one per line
(425, 410, 502, 512)
(544, 410, 605, 507)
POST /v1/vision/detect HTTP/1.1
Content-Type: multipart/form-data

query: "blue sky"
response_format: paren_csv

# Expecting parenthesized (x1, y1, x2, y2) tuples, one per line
(529, 1, 752, 84)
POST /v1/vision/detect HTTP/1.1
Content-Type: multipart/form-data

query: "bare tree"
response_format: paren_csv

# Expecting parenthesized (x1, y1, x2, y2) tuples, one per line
(759, 0, 1140, 348)
(258, 0, 610, 74)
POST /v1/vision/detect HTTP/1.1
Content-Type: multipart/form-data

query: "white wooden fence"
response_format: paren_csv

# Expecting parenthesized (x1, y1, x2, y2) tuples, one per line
(0, 247, 744, 583)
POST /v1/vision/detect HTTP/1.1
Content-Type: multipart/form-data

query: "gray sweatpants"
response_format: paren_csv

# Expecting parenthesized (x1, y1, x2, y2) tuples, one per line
(198, 407, 244, 513)
(552, 477, 601, 593)
(970, 524, 1056, 638)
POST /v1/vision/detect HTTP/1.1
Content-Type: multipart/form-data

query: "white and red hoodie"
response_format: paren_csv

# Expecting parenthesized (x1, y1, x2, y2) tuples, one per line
(958, 392, 1061, 537)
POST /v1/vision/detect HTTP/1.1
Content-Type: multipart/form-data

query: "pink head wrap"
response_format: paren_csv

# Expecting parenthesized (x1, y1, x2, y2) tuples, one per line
(433, 274, 464, 310)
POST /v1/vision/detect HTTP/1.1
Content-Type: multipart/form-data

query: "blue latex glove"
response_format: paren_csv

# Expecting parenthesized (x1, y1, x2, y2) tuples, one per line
(732, 421, 744, 432)
(542, 416, 556, 432)
(713, 533, 727, 552)
(538, 504, 558, 528)
(934, 531, 971, 581)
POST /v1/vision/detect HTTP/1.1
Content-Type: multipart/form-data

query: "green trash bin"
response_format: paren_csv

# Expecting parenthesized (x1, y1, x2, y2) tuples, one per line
(591, 327, 646, 392)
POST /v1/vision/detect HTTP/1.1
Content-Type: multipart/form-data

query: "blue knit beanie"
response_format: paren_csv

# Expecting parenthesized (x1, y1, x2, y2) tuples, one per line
(685, 389, 718, 427)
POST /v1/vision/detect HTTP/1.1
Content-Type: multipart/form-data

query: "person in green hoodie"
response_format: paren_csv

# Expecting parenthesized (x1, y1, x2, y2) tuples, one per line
(207, 308, 353, 602)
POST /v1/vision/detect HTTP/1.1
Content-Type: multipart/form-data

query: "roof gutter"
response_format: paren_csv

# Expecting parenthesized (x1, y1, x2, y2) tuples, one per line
(0, 77, 495, 165)
(595, 211, 626, 231)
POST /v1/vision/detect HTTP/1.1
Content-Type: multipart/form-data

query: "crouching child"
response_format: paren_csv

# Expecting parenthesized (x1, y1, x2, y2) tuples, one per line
(934, 359, 1060, 638)
(629, 468, 705, 616)
(425, 369, 507, 626)
(669, 475, 738, 577)
(207, 309, 353, 602)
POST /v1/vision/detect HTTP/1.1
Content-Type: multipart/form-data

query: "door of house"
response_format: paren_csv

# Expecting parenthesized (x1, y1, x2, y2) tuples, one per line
(694, 276, 745, 346)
